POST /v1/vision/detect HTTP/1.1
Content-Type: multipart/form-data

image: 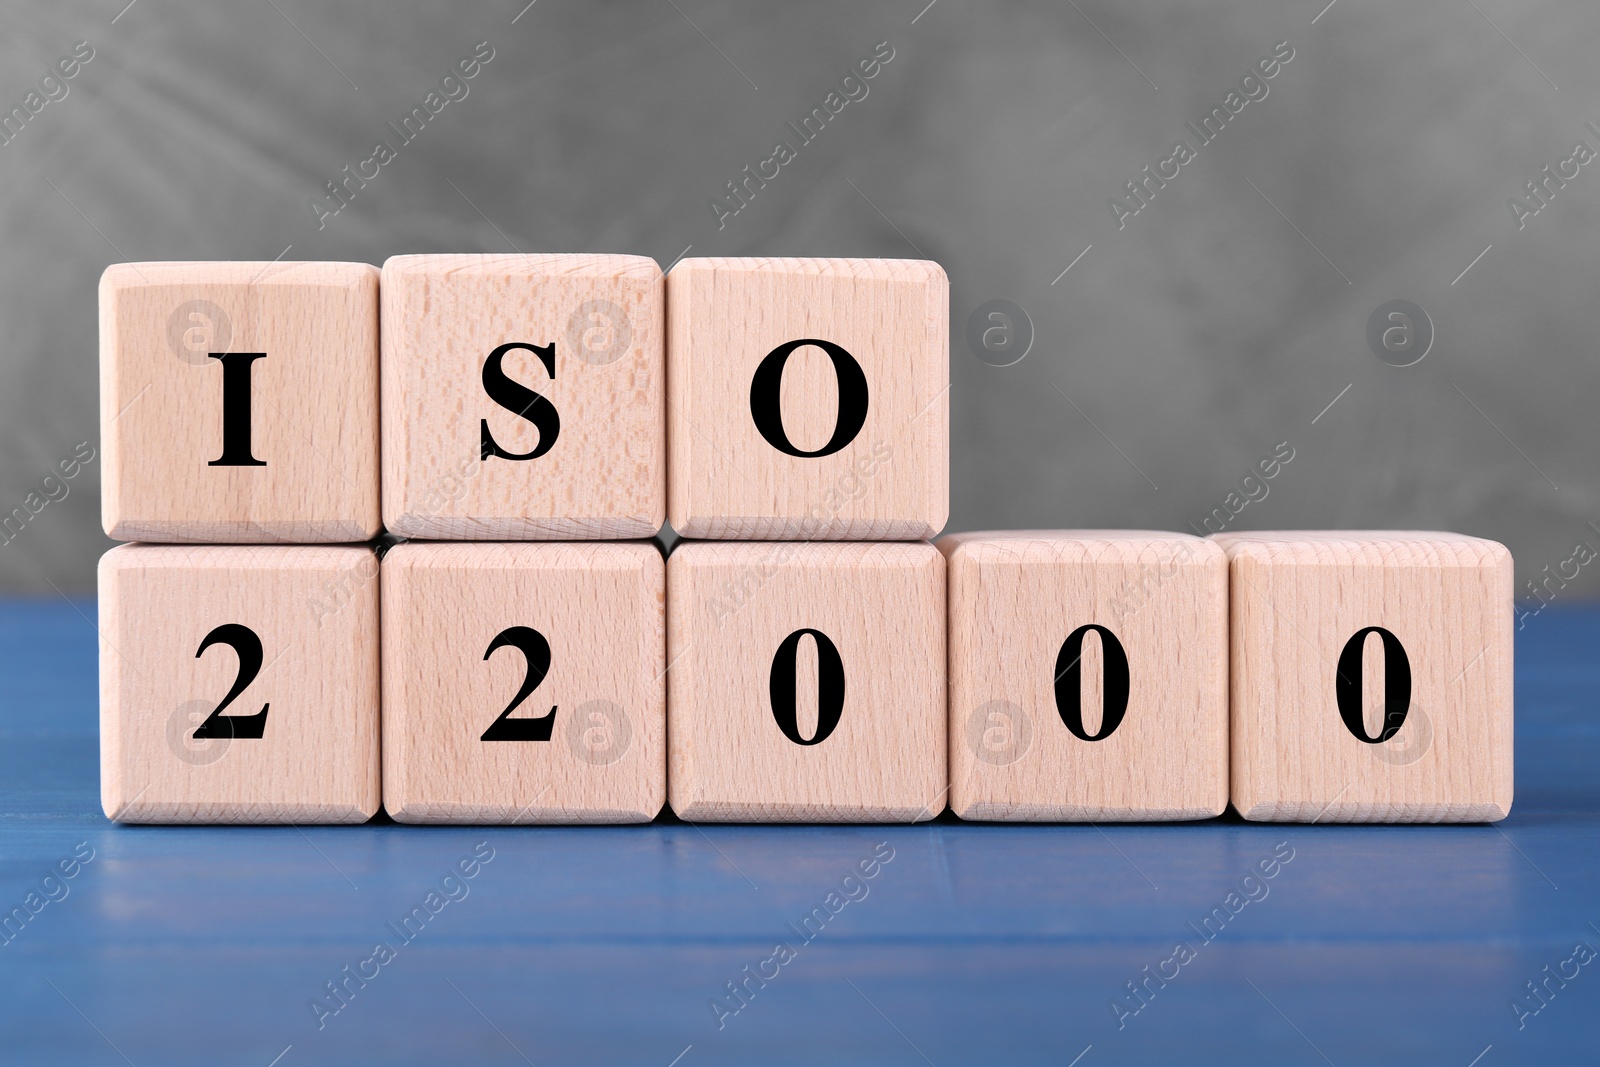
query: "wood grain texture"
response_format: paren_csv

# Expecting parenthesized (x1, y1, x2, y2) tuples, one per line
(99, 262, 380, 543)
(666, 258, 948, 540)
(667, 540, 946, 821)
(98, 543, 379, 823)
(941, 531, 1228, 821)
(381, 541, 665, 823)
(381, 254, 664, 539)
(1215, 531, 1513, 823)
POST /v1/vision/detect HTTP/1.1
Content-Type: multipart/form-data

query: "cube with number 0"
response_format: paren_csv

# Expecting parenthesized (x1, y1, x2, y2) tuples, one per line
(941, 531, 1228, 821)
(380, 541, 665, 823)
(667, 541, 946, 821)
(1218, 531, 1514, 822)
(98, 544, 380, 823)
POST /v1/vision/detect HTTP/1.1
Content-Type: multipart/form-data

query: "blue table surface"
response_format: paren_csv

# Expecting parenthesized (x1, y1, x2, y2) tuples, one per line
(1, 598, 1595, 1066)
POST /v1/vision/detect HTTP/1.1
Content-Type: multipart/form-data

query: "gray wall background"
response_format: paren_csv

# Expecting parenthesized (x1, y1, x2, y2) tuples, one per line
(2, 1, 1595, 609)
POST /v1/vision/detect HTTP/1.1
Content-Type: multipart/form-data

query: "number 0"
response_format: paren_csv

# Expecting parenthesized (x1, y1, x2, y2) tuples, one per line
(768, 628, 845, 746)
(1335, 626, 1411, 744)
(1053, 624, 1130, 742)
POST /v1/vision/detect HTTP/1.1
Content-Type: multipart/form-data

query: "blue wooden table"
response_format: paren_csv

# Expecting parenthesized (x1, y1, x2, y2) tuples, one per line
(2, 597, 1595, 1066)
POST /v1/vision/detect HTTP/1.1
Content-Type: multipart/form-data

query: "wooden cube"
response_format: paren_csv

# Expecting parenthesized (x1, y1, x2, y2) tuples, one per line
(381, 254, 664, 539)
(941, 531, 1228, 821)
(99, 262, 379, 543)
(1217, 531, 1513, 822)
(667, 541, 945, 821)
(380, 541, 665, 823)
(98, 544, 380, 823)
(666, 258, 948, 539)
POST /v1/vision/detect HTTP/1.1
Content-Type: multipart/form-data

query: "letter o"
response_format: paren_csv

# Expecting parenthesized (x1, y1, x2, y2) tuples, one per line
(749, 339, 868, 458)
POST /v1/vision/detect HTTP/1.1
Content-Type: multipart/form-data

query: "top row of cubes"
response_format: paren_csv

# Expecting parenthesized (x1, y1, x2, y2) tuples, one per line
(99, 256, 950, 544)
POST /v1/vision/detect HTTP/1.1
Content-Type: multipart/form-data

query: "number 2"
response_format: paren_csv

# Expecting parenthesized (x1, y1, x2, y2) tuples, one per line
(479, 625, 557, 741)
(192, 623, 270, 740)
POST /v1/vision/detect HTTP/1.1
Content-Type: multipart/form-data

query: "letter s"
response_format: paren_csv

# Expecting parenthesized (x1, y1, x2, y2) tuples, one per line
(480, 342, 560, 461)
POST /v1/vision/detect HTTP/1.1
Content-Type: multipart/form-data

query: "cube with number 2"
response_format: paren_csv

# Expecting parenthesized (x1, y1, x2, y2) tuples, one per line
(381, 542, 665, 823)
(98, 544, 380, 823)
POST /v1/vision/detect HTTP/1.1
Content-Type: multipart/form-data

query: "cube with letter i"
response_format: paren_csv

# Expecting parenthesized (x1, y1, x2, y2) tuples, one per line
(99, 262, 380, 543)
(942, 531, 1229, 821)
(1217, 531, 1513, 822)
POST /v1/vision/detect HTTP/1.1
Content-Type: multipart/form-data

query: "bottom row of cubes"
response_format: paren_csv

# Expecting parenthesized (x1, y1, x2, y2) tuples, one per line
(97, 530, 1514, 826)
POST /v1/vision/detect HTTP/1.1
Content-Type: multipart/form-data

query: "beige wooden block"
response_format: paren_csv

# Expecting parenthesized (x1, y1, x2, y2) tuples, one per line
(382, 254, 664, 539)
(1217, 531, 1513, 823)
(941, 531, 1228, 821)
(381, 541, 665, 823)
(99, 262, 380, 543)
(666, 258, 948, 540)
(667, 541, 946, 821)
(98, 543, 380, 823)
